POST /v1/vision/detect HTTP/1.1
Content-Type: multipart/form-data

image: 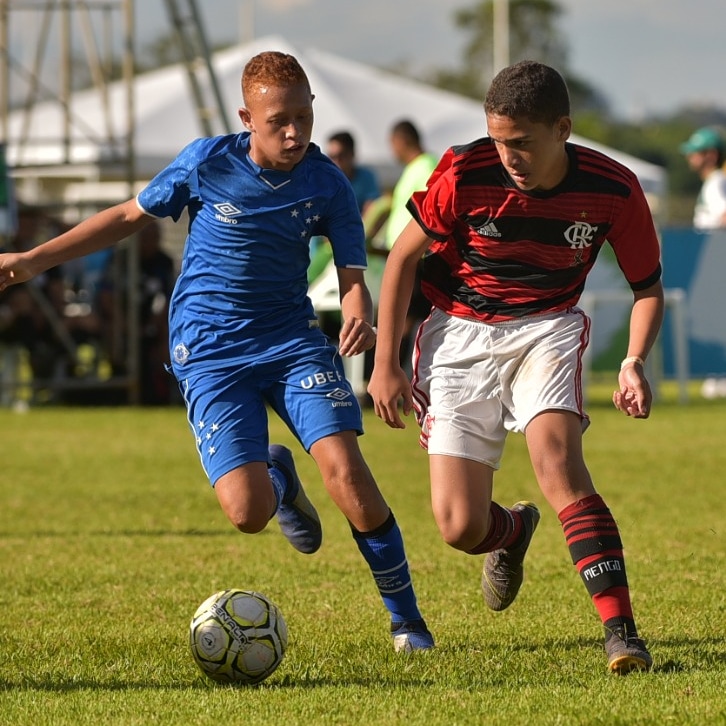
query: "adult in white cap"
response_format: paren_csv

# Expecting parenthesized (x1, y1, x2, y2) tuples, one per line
(680, 126, 726, 230)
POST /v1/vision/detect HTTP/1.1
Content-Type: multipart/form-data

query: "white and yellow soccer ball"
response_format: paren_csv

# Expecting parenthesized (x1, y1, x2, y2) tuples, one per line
(189, 589, 288, 685)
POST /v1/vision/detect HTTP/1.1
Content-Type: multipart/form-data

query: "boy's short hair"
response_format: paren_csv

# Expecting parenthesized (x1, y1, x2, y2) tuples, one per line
(328, 131, 356, 155)
(485, 60, 570, 126)
(390, 120, 422, 147)
(242, 51, 310, 101)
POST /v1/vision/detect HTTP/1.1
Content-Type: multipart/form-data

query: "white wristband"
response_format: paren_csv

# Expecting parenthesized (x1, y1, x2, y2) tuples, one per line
(620, 355, 644, 370)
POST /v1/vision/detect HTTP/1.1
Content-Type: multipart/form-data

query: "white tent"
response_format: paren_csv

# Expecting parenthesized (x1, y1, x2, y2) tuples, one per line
(6, 35, 666, 209)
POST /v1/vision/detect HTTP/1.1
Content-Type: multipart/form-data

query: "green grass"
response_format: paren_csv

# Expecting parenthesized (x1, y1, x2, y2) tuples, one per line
(1, 390, 725, 725)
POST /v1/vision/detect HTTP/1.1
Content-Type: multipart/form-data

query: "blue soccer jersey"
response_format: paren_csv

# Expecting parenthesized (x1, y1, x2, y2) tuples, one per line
(136, 132, 367, 375)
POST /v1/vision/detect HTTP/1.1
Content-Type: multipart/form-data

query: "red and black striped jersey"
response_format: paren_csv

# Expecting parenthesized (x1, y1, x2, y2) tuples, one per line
(408, 138, 662, 323)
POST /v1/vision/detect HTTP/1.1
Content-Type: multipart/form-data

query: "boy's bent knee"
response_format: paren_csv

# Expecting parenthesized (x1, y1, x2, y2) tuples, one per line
(223, 505, 270, 534)
(214, 462, 277, 534)
(436, 516, 487, 552)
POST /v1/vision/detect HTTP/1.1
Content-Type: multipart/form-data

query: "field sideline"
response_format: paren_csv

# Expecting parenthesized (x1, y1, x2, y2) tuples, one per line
(0, 393, 724, 725)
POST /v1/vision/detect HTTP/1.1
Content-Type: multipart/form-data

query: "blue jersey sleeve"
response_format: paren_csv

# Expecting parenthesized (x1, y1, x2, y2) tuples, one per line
(308, 157, 367, 270)
(323, 181, 367, 269)
(137, 137, 223, 222)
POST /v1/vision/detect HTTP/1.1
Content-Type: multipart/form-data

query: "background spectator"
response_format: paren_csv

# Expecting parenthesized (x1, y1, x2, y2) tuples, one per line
(0, 206, 96, 400)
(326, 130, 381, 214)
(680, 126, 726, 230)
(95, 220, 176, 405)
(372, 119, 438, 372)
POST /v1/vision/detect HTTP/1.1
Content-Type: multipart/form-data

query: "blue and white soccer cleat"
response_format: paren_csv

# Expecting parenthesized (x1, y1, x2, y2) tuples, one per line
(391, 619, 435, 653)
(269, 444, 322, 555)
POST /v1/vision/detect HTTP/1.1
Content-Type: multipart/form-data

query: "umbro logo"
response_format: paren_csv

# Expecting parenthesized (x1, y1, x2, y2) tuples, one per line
(326, 388, 351, 401)
(214, 202, 242, 216)
(374, 575, 404, 591)
(327, 388, 353, 408)
(214, 202, 243, 224)
(477, 221, 502, 238)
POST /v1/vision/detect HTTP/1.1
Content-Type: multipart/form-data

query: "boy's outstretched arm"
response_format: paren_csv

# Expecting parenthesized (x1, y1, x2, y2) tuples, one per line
(0, 199, 153, 291)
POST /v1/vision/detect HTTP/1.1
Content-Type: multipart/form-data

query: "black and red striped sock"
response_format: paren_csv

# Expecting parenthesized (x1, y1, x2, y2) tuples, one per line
(467, 502, 524, 555)
(559, 493, 638, 638)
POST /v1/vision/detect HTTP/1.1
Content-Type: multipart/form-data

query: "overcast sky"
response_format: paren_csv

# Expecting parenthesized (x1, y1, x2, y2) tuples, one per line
(133, 0, 722, 121)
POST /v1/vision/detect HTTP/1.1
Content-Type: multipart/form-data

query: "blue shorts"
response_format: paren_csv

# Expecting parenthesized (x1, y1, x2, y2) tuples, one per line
(177, 335, 363, 486)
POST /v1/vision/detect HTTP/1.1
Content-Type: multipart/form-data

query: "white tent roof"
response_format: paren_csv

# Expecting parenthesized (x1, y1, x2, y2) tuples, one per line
(6, 35, 666, 203)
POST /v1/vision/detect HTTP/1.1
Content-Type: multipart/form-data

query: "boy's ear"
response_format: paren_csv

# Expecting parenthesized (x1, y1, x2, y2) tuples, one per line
(557, 116, 572, 141)
(238, 107, 252, 130)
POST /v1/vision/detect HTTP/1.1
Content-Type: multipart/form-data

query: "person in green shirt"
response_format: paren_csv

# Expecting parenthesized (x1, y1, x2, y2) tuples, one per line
(385, 120, 438, 251)
(384, 120, 437, 371)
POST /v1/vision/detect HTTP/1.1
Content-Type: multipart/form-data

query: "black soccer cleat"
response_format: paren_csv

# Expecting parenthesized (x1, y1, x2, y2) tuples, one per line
(481, 501, 540, 611)
(605, 627, 653, 674)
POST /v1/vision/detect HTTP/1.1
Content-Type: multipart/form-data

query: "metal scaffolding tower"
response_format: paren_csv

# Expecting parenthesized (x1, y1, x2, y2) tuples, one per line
(0, 0, 138, 404)
(163, 0, 231, 137)
(0, 0, 231, 406)
(0, 0, 136, 175)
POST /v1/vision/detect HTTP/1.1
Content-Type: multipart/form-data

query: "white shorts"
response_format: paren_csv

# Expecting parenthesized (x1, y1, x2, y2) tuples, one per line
(411, 307, 590, 468)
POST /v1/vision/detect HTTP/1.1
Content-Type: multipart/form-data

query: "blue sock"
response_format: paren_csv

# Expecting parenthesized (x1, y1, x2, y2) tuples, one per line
(267, 466, 288, 516)
(351, 510, 423, 624)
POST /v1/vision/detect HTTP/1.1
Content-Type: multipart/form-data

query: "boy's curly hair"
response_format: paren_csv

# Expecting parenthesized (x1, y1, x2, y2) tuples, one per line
(242, 51, 310, 102)
(485, 60, 570, 126)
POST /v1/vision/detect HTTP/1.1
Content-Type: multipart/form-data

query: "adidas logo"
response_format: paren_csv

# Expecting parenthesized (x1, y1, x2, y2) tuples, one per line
(477, 221, 502, 238)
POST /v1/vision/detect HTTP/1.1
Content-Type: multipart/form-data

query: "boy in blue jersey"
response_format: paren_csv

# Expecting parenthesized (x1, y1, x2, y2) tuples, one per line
(0, 51, 433, 653)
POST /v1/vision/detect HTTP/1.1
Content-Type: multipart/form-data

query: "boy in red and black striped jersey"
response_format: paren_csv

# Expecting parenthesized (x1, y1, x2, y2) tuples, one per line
(368, 60, 663, 674)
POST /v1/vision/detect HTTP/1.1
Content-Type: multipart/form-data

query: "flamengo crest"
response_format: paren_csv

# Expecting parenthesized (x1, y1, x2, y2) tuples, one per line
(564, 221, 598, 249)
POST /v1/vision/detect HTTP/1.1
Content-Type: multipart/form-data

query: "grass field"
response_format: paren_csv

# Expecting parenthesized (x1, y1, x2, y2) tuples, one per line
(0, 387, 724, 725)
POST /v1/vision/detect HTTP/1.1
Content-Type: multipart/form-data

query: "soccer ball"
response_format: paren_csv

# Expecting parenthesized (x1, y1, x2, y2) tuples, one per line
(189, 589, 288, 685)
